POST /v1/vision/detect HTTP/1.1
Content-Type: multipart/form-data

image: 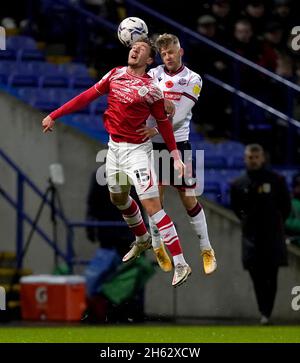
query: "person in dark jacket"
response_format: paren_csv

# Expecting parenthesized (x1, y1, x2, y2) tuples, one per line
(230, 144, 291, 324)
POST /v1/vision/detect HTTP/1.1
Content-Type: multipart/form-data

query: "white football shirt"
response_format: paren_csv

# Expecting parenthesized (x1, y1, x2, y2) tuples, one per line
(147, 64, 202, 143)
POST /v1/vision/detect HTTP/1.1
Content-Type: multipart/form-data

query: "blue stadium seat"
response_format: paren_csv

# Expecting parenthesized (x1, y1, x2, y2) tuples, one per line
(189, 122, 204, 142)
(204, 169, 219, 182)
(193, 141, 216, 153)
(204, 155, 227, 169)
(92, 96, 108, 114)
(32, 100, 60, 112)
(228, 155, 245, 169)
(70, 76, 95, 89)
(40, 75, 69, 88)
(0, 60, 16, 75)
(65, 114, 106, 131)
(58, 63, 89, 76)
(274, 168, 298, 188)
(17, 49, 45, 62)
(15, 87, 40, 103)
(220, 169, 243, 182)
(0, 49, 17, 61)
(204, 181, 221, 193)
(6, 36, 37, 50)
(15, 88, 62, 112)
(0, 74, 7, 85)
(26, 61, 58, 75)
(8, 73, 39, 87)
(215, 141, 244, 156)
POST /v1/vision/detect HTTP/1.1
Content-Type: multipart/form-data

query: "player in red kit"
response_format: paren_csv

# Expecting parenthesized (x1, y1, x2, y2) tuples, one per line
(42, 38, 191, 287)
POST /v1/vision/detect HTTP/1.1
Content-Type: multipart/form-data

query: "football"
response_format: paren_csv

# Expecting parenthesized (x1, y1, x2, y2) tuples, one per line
(117, 17, 148, 47)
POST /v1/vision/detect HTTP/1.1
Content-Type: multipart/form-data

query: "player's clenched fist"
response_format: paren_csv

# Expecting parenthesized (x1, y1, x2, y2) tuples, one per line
(171, 150, 185, 178)
(42, 115, 55, 133)
(174, 159, 186, 178)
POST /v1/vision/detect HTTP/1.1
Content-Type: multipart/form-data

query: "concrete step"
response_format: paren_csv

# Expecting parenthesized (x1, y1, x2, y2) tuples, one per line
(0, 251, 16, 268)
(7, 300, 20, 309)
(1, 283, 20, 293)
(0, 268, 32, 284)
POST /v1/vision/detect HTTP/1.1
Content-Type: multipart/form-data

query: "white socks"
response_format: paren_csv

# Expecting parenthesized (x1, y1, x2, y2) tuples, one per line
(188, 209, 212, 251)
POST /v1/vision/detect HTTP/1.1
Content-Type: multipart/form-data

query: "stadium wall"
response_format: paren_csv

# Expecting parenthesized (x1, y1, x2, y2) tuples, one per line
(0, 92, 100, 273)
(145, 191, 300, 322)
(0, 92, 299, 321)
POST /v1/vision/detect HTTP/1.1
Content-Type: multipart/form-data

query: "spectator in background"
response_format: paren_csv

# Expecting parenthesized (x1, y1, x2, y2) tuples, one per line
(191, 15, 228, 77)
(263, 21, 286, 54)
(210, 0, 234, 42)
(275, 53, 294, 79)
(230, 144, 291, 325)
(229, 19, 262, 93)
(197, 15, 218, 40)
(285, 173, 300, 247)
(188, 15, 230, 137)
(231, 19, 261, 61)
(229, 18, 278, 97)
(83, 0, 109, 17)
(243, 0, 267, 37)
(271, 0, 295, 39)
(266, 53, 294, 116)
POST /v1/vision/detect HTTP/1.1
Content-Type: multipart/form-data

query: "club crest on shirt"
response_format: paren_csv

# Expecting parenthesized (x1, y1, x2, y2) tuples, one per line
(138, 86, 149, 97)
(178, 78, 187, 85)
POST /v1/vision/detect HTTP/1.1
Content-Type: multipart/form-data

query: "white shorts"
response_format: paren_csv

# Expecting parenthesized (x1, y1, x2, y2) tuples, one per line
(106, 137, 159, 200)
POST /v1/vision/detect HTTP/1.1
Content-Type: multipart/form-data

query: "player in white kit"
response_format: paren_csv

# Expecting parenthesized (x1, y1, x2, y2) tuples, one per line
(137, 34, 217, 274)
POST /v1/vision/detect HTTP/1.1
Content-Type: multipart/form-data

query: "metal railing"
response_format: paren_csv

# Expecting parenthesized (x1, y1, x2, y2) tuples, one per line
(0, 148, 127, 271)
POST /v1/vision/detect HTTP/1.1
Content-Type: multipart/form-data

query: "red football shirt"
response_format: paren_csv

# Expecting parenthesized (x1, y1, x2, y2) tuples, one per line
(50, 66, 178, 153)
(94, 66, 165, 143)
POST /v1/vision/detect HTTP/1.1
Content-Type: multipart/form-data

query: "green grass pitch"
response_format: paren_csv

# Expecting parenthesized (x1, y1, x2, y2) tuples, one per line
(0, 326, 299, 343)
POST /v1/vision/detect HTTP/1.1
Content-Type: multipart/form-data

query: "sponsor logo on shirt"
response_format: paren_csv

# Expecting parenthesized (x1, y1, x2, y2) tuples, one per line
(112, 88, 134, 103)
(163, 91, 182, 101)
(178, 78, 187, 85)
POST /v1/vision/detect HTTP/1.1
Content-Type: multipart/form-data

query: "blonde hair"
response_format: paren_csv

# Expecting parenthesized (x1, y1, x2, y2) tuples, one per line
(155, 33, 180, 52)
